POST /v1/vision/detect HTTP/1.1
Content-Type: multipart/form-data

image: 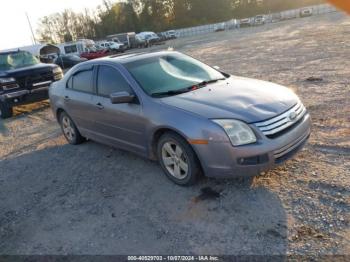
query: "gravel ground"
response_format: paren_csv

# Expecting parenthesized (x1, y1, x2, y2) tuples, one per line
(0, 12, 349, 256)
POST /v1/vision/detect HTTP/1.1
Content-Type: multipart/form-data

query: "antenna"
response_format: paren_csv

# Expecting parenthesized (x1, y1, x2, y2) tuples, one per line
(25, 12, 37, 45)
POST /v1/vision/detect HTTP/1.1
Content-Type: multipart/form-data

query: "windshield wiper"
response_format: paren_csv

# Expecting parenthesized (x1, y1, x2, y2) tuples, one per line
(151, 88, 191, 97)
(196, 78, 226, 87)
(151, 78, 226, 97)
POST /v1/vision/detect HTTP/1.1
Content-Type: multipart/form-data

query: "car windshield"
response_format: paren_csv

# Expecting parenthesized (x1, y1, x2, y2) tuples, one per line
(0, 51, 39, 71)
(124, 53, 225, 97)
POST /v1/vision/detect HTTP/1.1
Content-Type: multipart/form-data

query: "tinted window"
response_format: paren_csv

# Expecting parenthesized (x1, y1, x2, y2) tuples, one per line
(71, 70, 93, 93)
(97, 66, 131, 97)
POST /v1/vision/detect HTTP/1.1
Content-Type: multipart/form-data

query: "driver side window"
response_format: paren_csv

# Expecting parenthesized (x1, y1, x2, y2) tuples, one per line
(97, 65, 132, 97)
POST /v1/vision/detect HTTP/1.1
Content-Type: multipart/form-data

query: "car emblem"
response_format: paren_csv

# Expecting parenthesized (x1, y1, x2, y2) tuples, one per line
(289, 112, 298, 121)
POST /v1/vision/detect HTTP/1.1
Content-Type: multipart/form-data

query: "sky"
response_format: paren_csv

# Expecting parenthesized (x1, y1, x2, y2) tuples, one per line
(0, 0, 107, 50)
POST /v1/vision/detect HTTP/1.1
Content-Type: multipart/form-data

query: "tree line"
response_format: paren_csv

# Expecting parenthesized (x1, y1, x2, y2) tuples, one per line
(37, 0, 325, 44)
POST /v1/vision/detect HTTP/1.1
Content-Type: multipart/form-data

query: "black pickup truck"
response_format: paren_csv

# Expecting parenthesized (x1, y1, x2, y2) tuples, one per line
(0, 50, 63, 118)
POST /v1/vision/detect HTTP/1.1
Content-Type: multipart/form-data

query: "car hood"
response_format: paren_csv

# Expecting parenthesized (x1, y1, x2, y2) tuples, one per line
(160, 76, 299, 123)
(0, 63, 56, 78)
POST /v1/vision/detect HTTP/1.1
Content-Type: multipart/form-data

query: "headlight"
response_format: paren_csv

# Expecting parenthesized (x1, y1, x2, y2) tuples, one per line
(53, 67, 62, 74)
(0, 77, 16, 84)
(53, 67, 63, 80)
(213, 119, 257, 146)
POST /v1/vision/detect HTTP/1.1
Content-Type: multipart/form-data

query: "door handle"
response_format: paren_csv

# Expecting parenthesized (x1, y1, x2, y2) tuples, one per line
(96, 102, 104, 110)
(64, 96, 70, 102)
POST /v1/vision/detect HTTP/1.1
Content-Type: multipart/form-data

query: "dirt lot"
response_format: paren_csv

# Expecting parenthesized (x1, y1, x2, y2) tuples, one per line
(0, 12, 349, 255)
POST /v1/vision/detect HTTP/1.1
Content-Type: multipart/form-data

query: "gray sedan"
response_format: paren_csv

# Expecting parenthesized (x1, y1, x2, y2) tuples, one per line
(49, 51, 311, 186)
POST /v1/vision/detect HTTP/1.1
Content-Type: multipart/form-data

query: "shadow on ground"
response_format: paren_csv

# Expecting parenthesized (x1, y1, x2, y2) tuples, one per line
(0, 141, 287, 255)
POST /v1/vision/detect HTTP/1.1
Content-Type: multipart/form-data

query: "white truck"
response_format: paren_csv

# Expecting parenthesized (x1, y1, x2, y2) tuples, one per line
(96, 41, 125, 52)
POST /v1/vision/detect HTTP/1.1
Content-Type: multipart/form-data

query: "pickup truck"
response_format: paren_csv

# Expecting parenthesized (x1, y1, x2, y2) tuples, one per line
(0, 50, 63, 118)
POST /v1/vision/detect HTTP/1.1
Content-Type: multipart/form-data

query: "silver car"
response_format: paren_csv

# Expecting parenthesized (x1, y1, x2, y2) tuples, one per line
(49, 51, 311, 186)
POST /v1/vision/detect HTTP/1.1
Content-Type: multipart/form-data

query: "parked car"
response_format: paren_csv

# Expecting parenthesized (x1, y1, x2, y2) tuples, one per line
(80, 49, 110, 60)
(135, 35, 148, 48)
(54, 54, 87, 69)
(214, 23, 226, 32)
(165, 30, 177, 39)
(107, 32, 136, 49)
(145, 34, 161, 44)
(240, 18, 253, 27)
(156, 33, 165, 42)
(49, 51, 311, 186)
(137, 32, 161, 46)
(254, 15, 266, 26)
(300, 8, 313, 17)
(97, 41, 125, 53)
(227, 19, 239, 30)
(0, 50, 63, 118)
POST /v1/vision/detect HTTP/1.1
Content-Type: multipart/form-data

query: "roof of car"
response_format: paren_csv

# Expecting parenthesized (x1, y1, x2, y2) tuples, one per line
(103, 51, 178, 64)
(0, 50, 23, 55)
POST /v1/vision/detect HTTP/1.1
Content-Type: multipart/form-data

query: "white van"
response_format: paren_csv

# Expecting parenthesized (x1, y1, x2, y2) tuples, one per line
(58, 39, 96, 56)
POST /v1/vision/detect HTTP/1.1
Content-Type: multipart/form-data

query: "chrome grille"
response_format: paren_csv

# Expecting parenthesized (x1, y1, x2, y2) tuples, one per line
(255, 101, 307, 137)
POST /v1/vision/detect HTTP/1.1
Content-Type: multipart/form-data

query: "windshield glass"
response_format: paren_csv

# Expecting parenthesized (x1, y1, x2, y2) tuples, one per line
(124, 53, 225, 96)
(0, 51, 39, 71)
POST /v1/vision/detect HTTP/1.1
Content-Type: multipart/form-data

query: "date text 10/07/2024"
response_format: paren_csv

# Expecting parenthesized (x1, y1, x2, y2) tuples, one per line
(127, 256, 220, 261)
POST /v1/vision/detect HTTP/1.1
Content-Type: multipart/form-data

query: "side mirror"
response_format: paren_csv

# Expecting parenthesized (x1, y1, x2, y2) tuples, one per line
(213, 66, 220, 70)
(110, 91, 135, 104)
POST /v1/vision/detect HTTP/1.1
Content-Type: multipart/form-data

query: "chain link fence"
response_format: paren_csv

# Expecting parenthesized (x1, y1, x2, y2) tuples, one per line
(172, 4, 339, 38)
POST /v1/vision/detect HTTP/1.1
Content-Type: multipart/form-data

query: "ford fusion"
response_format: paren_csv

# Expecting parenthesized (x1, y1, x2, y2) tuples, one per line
(49, 51, 311, 186)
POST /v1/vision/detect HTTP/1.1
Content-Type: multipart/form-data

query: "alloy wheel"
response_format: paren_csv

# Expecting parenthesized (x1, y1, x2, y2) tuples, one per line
(161, 141, 189, 179)
(62, 116, 75, 142)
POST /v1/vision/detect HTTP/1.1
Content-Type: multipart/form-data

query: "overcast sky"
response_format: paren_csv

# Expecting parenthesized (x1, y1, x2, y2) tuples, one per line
(0, 0, 108, 50)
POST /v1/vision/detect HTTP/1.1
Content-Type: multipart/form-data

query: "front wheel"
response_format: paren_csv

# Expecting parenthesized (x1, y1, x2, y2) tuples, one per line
(0, 102, 13, 119)
(59, 111, 85, 145)
(157, 132, 201, 186)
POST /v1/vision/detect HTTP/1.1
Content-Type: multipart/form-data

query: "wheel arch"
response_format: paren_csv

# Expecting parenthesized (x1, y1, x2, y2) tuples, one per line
(56, 108, 65, 121)
(149, 127, 205, 175)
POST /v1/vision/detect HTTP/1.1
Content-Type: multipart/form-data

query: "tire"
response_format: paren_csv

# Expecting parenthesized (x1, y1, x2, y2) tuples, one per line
(59, 111, 85, 145)
(157, 132, 201, 186)
(0, 102, 13, 119)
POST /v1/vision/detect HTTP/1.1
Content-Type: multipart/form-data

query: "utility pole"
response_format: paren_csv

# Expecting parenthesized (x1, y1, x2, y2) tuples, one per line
(26, 12, 37, 45)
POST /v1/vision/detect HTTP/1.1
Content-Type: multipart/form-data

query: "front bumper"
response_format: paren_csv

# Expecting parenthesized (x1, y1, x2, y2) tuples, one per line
(0, 86, 49, 107)
(194, 113, 311, 178)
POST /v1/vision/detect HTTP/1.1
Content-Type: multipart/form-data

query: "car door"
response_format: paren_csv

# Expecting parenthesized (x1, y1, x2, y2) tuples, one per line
(63, 66, 97, 135)
(92, 65, 147, 155)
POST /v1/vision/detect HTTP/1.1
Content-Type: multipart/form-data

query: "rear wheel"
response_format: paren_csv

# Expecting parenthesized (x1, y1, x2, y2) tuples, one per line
(59, 111, 85, 145)
(157, 132, 201, 186)
(0, 102, 13, 119)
